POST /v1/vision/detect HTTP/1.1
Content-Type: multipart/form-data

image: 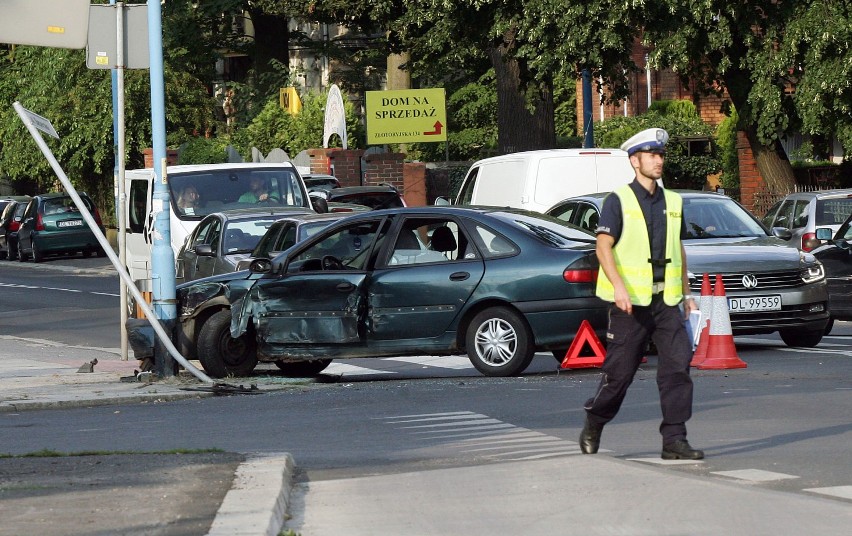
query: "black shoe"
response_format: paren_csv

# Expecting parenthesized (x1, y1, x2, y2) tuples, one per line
(579, 418, 603, 454)
(661, 439, 704, 460)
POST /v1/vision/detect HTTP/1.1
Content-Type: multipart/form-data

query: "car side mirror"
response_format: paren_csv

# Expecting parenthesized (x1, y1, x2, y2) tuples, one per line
(771, 227, 792, 240)
(248, 258, 272, 274)
(194, 244, 214, 256)
(815, 227, 833, 240)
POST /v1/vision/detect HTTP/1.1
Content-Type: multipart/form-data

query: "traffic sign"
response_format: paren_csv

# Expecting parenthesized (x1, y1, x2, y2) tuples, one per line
(0, 0, 90, 49)
(366, 88, 447, 144)
(86, 4, 150, 70)
(19, 105, 59, 140)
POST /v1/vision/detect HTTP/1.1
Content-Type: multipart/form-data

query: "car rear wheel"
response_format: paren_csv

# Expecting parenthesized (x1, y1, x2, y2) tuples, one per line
(466, 307, 535, 376)
(31, 242, 43, 263)
(274, 359, 333, 376)
(196, 310, 258, 378)
(779, 328, 823, 348)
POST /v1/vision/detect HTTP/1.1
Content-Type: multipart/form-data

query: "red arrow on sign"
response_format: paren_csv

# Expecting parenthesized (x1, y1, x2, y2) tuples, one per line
(423, 121, 443, 135)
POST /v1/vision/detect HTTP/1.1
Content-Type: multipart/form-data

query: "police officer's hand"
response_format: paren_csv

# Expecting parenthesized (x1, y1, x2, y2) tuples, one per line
(614, 286, 632, 315)
(683, 296, 698, 318)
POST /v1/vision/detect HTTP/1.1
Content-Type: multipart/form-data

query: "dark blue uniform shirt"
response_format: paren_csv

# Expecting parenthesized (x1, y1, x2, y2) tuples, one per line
(596, 180, 686, 282)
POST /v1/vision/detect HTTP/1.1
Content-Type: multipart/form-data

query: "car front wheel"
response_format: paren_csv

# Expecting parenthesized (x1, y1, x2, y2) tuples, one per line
(779, 328, 823, 348)
(274, 359, 333, 376)
(465, 306, 535, 376)
(196, 310, 258, 377)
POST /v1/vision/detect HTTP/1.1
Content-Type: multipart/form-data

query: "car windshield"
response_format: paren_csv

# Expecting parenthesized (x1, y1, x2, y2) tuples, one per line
(682, 196, 767, 239)
(169, 167, 308, 220)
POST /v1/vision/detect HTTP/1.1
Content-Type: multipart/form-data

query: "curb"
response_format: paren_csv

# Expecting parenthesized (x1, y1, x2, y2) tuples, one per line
(0, 390, 215, 413)
(207, 452, 296, 536)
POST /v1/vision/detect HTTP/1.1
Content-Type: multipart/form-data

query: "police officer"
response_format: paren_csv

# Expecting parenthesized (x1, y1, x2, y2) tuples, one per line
(579, 128, 704, 460)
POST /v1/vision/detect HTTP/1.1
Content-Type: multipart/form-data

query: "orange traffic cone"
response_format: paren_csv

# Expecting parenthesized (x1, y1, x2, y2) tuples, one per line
(561, 320, 606, 369)
(690, 273, 714, 367)
(697, 274, 747, 370)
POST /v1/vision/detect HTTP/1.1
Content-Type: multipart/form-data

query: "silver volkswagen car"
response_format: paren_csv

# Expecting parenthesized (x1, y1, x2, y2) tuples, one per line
(548, 191, 829, 347)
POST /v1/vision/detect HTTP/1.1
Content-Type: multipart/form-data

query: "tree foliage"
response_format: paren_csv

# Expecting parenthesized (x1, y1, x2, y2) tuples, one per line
(231, 90, 364, 158)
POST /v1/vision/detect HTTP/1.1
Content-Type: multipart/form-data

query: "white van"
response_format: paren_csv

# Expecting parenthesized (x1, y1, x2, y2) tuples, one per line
(453, 149, 635, 213)
(124, 162, 315, 294)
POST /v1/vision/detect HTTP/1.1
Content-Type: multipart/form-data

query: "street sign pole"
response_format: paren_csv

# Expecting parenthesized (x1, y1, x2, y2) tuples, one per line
(147, 0, 176, 377)
(114, 1, 129, 362)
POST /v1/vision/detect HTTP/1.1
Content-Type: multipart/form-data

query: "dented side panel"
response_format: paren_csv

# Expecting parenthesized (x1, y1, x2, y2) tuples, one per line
(251, 272, 367, 345)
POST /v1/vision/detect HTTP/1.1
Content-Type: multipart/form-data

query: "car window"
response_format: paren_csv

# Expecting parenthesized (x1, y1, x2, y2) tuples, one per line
(549, 202, 577, 223)
(470, 223, 518, 258)
(387, 218, 475, 265)
(456, 168, 478, 205)
(576, 203, 600, 232)
(773, 200, 796, 230)
(224, 219, 276, 253)
(761, 200, 783, 228)
(294, 219, 384, 271)
(191, 219, 216, 248)
(816, 198, 852, 226)
(792, 200, 809, 229)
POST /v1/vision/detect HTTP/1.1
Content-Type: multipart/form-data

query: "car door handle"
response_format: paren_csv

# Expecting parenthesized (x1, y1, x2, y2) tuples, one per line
(449, 271, 470, 281)
(336, 282, 356, 292)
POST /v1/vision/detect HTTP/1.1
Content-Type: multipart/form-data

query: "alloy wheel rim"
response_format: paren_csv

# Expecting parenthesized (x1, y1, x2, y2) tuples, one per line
(475, 318, 517, 366)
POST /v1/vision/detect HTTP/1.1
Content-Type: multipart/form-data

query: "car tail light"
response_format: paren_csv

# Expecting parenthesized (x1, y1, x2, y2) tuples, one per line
(9, 220, 20, 232)
(801, 232, 819, 252)
(563, 268, 598, 283)
(331, 207, 353, 212)
(35, 214, 44, 231)
(93, 207, 103, 226)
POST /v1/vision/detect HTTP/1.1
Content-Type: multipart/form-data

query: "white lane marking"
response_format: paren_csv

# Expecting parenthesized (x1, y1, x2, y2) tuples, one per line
(628, 458, 705, 465)
(379, 411, 473, 419)
(323, 362, 394, 375)
(0, 282, 118, 297)
(382, 412, 583, 461)
(803, 486, 852, 500)
(384, 355, 472, 369)
(712, 469, 799, 482)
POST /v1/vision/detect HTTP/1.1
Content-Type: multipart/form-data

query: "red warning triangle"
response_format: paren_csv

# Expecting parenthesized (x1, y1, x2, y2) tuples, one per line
(561, 319, 606, 369)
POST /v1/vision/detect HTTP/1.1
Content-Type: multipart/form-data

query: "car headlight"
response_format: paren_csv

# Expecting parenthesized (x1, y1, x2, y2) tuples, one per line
(801, 262, 825, 284)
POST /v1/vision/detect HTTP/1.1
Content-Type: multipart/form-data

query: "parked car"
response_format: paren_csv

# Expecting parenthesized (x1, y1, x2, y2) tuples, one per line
(302, 173, 341, 192)
(812, 214, 852, 333)
(16, 192, 106, 262)
(234, 212, 353, 271)
(0, 195, 31, 260)
(319, 185, 406, 210)
(141, 206, 608, 378)
(761, 189, 852, 252)
(175, 207, 314, 284)
(547, 191, 829, 347)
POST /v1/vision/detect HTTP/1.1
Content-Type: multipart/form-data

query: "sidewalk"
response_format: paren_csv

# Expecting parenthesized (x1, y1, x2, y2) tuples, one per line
(0, 336, 296, 536)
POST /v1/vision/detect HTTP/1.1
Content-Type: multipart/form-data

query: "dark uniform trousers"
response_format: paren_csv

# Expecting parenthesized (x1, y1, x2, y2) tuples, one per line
(584, 292, 694, 444)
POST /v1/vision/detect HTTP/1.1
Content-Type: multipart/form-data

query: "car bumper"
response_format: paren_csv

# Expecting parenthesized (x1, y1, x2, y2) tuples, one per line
(725, 282, 829, 334)
(515, 297, 609, 348)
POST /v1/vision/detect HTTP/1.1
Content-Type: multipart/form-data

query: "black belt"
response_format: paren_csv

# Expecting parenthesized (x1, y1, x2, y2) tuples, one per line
(648, 258, 671, 267)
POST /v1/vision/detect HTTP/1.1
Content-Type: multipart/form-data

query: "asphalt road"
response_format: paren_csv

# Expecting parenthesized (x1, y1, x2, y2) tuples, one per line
(2, 256, 851, 509)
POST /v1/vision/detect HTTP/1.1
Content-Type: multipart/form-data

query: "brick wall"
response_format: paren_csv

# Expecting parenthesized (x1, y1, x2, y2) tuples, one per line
(364, 152, 405, 192)
(143, 148, 179, 168)
(574, 40, 729, 134)
(307, 148, 333, 175)
(403, 162, 427, 207)
(736, 131, 765, 214)
(329, 150, 365, 187)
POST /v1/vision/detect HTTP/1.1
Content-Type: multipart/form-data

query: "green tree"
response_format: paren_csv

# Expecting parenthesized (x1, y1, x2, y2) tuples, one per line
(641, 1, 852, 194)
(231, 90, 364, 158)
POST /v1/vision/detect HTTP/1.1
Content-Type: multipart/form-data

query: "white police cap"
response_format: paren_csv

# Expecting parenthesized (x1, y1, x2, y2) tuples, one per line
(621, 128, 669, 155)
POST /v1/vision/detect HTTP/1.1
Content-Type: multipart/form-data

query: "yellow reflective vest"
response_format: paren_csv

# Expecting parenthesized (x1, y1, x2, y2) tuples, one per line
(596, 185, 684, 306)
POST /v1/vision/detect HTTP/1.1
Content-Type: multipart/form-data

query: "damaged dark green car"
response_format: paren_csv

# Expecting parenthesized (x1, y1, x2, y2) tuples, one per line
(135, 207, 609, 378)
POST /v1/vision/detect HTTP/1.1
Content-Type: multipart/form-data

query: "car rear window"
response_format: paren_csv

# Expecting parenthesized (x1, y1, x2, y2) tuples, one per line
(330, 192, 404, 210)
(816, 198, 852, 226)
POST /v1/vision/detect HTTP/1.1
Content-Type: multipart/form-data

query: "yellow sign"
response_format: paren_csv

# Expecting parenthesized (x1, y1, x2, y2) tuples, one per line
(366, 88, 447, 144)
(279, 87, 302, 115)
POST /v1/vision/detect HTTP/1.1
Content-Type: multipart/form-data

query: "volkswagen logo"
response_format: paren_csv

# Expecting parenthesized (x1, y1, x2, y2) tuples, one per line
(742, 274, 759, 289)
